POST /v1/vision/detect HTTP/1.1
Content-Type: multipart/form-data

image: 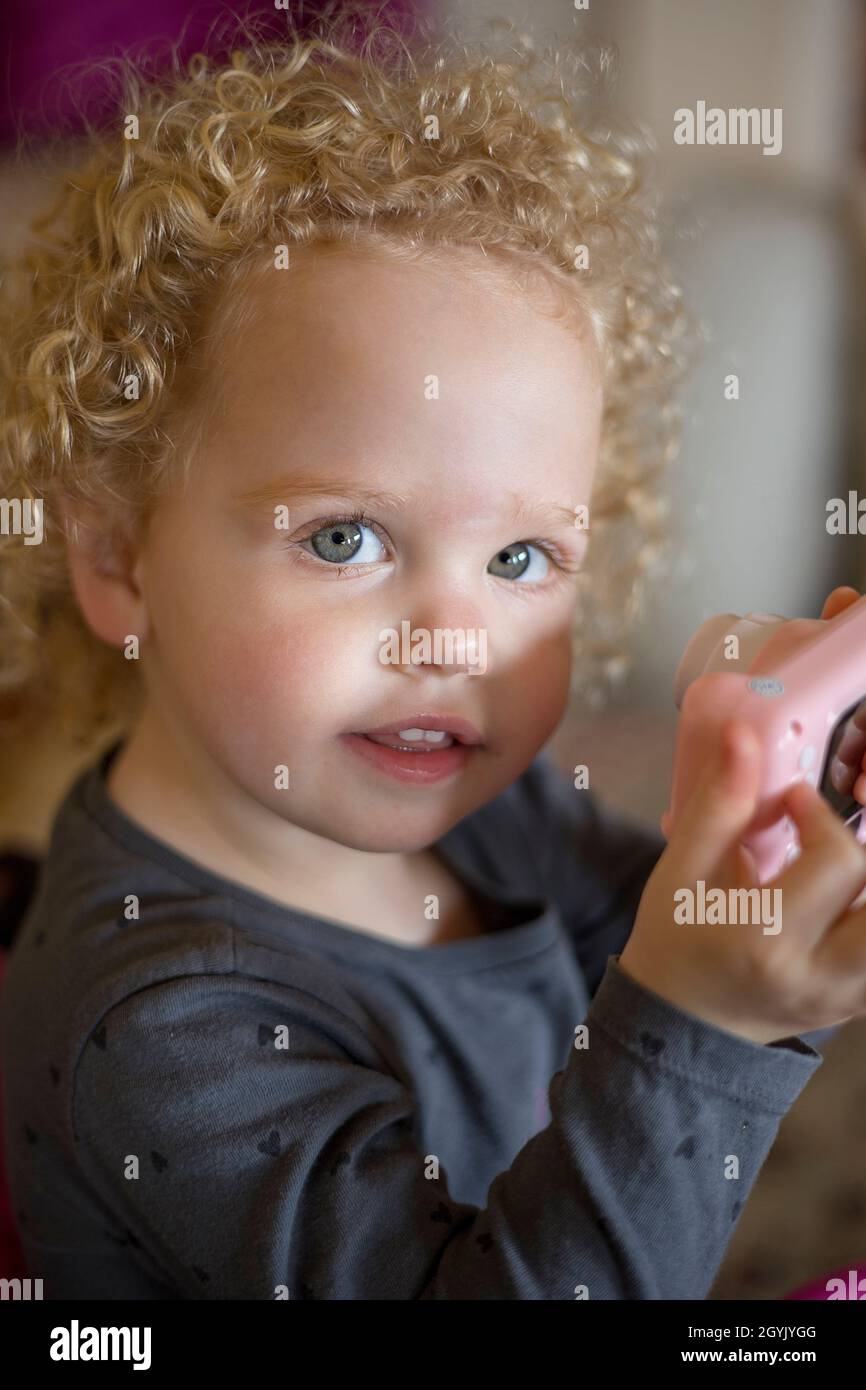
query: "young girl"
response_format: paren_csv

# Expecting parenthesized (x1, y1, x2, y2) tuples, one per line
(2, 3, 865, 1301)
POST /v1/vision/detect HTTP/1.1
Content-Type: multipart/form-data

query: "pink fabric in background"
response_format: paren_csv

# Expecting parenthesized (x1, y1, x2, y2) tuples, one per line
(0, 0, 420, 148)
(786, 1264, 866, 1299)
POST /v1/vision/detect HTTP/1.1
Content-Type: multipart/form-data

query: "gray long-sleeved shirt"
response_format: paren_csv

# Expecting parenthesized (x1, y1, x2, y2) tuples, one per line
(1, 739, 824, 1300)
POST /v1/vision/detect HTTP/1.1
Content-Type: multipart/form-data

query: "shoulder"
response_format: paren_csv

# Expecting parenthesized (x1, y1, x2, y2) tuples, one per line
(75, 966, 382, 1083)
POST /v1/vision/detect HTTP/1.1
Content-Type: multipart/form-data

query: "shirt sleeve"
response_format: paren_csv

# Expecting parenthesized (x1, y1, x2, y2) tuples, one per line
(72, 963, 823, 1300)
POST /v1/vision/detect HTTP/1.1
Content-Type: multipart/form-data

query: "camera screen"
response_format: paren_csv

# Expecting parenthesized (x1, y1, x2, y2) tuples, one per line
(819, 696, 866, 824)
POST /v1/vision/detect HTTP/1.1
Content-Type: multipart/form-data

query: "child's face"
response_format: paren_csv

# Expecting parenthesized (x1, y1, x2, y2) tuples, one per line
(131, 247, 603, 851)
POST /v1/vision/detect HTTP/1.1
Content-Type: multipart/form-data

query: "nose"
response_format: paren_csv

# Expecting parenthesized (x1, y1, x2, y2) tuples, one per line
(379, 594, 490, 677)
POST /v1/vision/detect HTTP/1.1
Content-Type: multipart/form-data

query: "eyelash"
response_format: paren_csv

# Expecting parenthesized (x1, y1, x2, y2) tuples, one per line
(292, 510, 581, 585)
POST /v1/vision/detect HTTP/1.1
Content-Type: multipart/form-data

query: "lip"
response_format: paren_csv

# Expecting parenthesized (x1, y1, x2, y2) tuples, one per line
(339, 732, 478, 784)
(353, 714, 484, 746)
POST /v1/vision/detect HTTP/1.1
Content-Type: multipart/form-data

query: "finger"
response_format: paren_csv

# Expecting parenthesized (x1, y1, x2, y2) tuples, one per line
(820, 586, 860, 621)
(771, 780, 866, 943)
(731, 838, 759, 887)
(670, 720, 763, 881)
(713, 836, 761, 895)
(817, 898, 866, 990)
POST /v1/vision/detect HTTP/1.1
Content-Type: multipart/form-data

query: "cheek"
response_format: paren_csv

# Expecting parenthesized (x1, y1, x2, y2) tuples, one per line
(165, 601, 345, 731)
(144, 534, 347, 730)
(503, 615, 574, 731)
(217, 619, 339, 729)
(463, 629, 572, 809)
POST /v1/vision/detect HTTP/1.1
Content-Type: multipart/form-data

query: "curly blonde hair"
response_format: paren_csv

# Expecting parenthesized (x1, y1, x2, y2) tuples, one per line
(0, 0, 697, 749)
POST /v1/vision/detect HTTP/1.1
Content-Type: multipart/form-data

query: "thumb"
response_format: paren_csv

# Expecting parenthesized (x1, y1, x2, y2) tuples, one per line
(670, 720, 762, 880)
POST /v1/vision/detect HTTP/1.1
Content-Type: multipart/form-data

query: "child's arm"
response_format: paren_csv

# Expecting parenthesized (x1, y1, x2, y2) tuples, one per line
(71, 964, 820, 1300)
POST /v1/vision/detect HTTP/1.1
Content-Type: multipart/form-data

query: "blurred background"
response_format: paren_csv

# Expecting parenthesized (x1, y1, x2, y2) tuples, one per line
(2, 0, 866, 1301)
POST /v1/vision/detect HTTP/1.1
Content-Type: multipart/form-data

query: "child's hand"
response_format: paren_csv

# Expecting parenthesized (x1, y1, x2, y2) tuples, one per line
(620, 718, 866, 1045)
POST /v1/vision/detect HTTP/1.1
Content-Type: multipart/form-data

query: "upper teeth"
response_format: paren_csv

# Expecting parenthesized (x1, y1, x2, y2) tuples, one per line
(398, 728, 448, 742)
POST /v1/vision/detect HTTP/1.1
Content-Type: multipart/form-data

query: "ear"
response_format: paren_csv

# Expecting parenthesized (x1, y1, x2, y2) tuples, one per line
(62, 497, 150, 648)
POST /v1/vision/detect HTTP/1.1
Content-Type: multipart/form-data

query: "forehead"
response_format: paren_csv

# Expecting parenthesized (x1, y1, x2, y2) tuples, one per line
(191, 243, 603, 500)
(213, 240, 598, 386)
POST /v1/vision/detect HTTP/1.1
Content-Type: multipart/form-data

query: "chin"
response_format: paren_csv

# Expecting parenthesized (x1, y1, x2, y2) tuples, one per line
(315, 806, 473, 854)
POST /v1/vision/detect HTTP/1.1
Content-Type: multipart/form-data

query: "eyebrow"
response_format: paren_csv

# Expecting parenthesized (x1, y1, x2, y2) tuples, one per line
(233, 474, 588, 533)
(233, 476, 410, 512)
(504, 490, 587, 533)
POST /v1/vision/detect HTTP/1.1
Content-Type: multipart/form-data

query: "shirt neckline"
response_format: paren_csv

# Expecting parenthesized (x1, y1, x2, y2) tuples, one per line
(77, 738, 559, 970)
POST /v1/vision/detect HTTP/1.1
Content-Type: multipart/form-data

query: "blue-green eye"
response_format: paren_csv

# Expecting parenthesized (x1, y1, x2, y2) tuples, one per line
(488, 541, 550, 582)
(309, 520, 386, 565)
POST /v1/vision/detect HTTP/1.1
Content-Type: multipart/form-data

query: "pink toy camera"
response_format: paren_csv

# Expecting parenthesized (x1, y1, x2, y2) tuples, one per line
(664, 598, 866, 884)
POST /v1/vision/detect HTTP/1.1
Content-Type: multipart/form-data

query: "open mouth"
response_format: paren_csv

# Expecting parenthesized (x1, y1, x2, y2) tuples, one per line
(340, 722, 481, 783)
(362, 729, 459, 752)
